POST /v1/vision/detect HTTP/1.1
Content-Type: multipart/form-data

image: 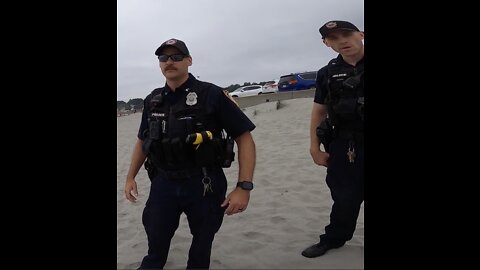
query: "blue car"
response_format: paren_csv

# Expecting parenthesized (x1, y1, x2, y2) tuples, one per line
(278, 71, 317, 91)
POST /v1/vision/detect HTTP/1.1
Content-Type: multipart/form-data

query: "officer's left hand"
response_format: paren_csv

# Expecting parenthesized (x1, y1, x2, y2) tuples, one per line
(221, 188, 250, 215)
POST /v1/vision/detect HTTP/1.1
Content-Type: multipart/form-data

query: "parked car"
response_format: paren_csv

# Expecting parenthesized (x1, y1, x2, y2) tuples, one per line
(278, 71, 317, 91)
(262, 79, 279, 94)
(229, 85, 264, 97)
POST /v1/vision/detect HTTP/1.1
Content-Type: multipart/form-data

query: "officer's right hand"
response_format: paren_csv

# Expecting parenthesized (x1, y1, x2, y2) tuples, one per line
(124, 179, 139, 202)
(310, 149, 329, 167)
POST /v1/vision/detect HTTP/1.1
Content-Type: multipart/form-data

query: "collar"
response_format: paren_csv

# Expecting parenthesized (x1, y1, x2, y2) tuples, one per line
(336, 54, 364, 67)
(164, 73, 198, 95)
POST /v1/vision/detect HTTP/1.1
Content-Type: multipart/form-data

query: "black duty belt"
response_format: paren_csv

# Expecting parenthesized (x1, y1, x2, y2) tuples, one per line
(157, 167, 203, 180)
(334, 130, 364, 143)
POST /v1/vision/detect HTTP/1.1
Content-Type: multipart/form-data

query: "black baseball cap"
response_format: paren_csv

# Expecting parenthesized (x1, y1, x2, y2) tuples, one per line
(319, 20, 360, 39)
(154, 38, 190, 56)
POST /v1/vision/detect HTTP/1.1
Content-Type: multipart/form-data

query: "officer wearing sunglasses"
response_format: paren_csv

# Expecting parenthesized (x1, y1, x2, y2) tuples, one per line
(124, 38, 256, 269)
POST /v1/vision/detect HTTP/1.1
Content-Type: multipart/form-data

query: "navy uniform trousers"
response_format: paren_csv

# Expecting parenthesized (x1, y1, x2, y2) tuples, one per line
(320, 138, 364, 247)
(138, 168, 227, 269)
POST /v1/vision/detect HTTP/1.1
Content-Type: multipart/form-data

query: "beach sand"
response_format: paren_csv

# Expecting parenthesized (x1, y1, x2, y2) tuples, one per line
(117, 98, 364, 269)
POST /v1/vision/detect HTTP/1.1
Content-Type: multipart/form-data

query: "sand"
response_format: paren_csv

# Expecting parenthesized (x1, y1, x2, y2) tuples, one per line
(117, 98, 364, 269)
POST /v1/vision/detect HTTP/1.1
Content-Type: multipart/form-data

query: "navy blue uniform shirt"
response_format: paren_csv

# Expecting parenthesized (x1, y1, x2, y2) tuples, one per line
(138, 73, 255, 140)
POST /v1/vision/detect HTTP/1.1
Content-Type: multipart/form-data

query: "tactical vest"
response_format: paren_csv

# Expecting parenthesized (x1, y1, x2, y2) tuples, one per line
(142, 80, 233, 171)
(325, 58, 364, 135)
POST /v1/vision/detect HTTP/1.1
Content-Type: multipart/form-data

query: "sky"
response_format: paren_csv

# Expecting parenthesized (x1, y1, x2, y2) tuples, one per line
(117, 0, 364, 102)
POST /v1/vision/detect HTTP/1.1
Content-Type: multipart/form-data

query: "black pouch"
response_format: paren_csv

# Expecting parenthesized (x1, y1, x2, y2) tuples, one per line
(316, 118, 333, 153)
(171, 137, 187, 162)
(211, 138, 226, 167)
(144, 158, 157, 180)
(161, 138, 175, 164)
(149, 141, 166, 168)
(195, 140, 216, 167)
(149, 119, 161, 140)
(221, 136, 235, 168)
(333, 98, 358, 120)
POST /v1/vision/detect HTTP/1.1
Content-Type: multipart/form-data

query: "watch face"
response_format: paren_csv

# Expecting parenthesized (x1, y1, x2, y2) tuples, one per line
(238, 181, 253, 190)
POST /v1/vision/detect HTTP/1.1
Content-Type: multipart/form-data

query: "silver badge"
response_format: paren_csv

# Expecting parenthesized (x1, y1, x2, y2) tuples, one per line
(186, 92, 198, 106)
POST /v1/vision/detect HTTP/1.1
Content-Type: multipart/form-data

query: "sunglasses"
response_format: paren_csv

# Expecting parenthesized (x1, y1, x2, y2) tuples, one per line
(158, 54, 188, 62)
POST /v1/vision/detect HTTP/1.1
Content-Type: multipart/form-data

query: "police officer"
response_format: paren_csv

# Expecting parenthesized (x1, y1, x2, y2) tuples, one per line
(124, 38, 256, 269)
(302, 20, 364, 258)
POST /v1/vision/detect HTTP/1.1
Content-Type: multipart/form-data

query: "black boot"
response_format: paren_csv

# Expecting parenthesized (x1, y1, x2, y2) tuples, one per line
(301, 242, 344, 258)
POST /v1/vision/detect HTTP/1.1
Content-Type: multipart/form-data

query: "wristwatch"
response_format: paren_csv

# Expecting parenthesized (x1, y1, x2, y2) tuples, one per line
(236, 181, 254, 191)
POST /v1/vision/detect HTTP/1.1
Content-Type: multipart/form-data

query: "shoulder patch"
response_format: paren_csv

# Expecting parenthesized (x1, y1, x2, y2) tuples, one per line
(223, 90, 239, 107)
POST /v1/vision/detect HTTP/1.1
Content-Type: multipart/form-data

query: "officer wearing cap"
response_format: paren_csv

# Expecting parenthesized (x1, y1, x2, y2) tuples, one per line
(302, 20, 364, 258)
(124, 38, 256, 269)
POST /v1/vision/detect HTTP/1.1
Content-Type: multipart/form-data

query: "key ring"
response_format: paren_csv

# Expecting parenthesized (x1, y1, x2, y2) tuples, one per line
(202, 176, 211, 185)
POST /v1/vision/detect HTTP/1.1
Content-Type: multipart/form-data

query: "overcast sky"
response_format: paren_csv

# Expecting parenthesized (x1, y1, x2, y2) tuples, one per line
(117, 0, 364, 102)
